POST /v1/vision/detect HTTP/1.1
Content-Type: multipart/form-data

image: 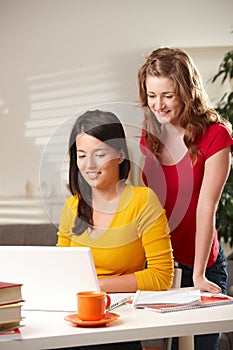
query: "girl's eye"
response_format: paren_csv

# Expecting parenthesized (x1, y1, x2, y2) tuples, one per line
(147, 94, 174, 99)
(77, 154, 86, 159)
(95, 153, 105, 158)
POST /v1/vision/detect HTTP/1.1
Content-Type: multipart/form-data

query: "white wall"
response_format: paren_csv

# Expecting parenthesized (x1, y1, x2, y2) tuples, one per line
(0, 0, 233, 230)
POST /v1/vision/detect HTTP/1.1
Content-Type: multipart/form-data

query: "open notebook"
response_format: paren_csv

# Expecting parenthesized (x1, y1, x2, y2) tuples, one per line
(132, 288, 233, 313)
(0, 246, 100, 311)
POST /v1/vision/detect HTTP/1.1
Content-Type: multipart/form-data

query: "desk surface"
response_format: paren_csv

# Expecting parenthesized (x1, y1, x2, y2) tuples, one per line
(1, 302, 233, 350)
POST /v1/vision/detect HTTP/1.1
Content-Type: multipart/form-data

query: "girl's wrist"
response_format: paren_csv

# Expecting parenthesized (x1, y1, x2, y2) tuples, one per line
(193, 270, 205, 282)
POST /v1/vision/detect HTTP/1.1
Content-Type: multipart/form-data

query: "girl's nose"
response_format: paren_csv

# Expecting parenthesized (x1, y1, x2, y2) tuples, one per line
(155, 97, 164, 110)
(86, 154, 96, 168)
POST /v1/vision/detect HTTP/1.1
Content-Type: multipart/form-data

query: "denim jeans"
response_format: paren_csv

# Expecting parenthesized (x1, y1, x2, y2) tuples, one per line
(172, 242, 228, 350)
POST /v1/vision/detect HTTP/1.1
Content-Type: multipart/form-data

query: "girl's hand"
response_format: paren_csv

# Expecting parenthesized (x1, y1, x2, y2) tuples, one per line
(193, 275, 222, 293)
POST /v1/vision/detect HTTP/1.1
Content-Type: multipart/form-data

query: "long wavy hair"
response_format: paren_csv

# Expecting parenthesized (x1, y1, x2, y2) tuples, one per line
(68, 109, 131, 235)
(138, 46, 232, 161)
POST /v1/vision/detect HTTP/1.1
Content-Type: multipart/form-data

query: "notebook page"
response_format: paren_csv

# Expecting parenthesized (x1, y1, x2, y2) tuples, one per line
(133, 289, 201, 307)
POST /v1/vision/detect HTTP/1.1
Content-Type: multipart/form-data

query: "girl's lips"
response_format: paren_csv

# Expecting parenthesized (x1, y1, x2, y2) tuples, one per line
(156, 110, 170, 117)
(86, 172, 101, 180)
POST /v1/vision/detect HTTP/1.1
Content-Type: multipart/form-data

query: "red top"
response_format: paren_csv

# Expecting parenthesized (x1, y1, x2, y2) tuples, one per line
(140, 124, 233, 267)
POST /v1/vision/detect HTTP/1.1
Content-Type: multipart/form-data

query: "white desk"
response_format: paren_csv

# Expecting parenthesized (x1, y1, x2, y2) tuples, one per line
(1, 303, 233, 350)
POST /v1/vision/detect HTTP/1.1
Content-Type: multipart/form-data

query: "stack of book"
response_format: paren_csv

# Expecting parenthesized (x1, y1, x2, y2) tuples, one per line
(0, 281, 24, 340)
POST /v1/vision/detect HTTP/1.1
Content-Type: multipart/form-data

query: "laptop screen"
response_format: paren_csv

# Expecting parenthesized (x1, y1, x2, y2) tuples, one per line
(0, 246, 100, 311)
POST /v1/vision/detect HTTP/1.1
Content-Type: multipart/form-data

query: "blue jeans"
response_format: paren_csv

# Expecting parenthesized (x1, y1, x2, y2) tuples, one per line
(172, 242, 228, 350)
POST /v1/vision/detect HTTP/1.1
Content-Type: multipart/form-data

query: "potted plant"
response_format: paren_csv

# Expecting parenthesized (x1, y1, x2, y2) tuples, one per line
(212, 50, 233, 85)
(212, 48, 233, 248)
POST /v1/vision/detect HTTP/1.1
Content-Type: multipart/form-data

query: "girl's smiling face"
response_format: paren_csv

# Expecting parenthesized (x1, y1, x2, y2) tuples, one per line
(146, 75, 184, 127)
(76, 133, 123, 191)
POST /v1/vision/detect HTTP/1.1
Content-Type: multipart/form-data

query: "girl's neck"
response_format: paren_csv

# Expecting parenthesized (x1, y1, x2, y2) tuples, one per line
(92, 181, 126, 212)
(89, 182, 127, 238)
(159, 124, 187, 165)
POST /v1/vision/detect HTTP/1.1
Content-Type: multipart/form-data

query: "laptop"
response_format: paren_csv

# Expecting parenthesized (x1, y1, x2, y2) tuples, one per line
(0, 246, 100, 311)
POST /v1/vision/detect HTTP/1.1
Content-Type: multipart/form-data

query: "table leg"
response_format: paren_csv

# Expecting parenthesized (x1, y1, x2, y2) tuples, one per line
(179, 335, 194, 350)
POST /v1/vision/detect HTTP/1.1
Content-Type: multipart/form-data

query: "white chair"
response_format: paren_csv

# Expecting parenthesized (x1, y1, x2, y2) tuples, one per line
(170, 267, 182, 289)
(141, 268, 182, 350)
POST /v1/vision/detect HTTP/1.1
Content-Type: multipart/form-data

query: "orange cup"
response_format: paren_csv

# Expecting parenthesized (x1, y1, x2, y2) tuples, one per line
(77, 291, 111, 321)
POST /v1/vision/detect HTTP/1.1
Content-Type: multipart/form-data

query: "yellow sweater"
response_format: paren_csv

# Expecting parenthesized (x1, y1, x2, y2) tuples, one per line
(57, 185, 174, 290)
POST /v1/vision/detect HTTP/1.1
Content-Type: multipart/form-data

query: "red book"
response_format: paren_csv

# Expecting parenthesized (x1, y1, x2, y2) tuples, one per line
(0, 327, 21, 341)
(0, 282, 24, 306)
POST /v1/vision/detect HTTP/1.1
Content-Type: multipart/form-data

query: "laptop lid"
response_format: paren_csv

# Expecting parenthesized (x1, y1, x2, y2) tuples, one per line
(0, 246, 100, 311)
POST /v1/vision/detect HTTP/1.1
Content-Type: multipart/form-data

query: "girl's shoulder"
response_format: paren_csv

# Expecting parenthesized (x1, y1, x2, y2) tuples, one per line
(196, 123, 233, 158)
(197, 123, 233, 145)
(124, 185, 164, 218)
(126, 184, 153, 194)
(195, 123, 229, 138)
(205, 123, 232, 135)
(65, 195, 79, 211)
(125, 184, 158, 203)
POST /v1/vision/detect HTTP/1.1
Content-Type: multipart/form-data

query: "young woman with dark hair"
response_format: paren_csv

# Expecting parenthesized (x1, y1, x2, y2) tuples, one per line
(57, 109, 174, 350)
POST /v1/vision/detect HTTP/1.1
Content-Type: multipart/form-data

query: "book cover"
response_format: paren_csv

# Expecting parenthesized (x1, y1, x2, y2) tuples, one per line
(0, 282, 23, 306)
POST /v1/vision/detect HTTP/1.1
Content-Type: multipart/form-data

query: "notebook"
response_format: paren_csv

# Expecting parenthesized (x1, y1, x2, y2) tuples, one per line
(0, 246, 100, 311)
(132, 289, 233, 313)
(132, 289, 201, 307)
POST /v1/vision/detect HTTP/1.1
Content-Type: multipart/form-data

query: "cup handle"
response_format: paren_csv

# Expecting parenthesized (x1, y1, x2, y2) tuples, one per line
(105, 294, 111, 310)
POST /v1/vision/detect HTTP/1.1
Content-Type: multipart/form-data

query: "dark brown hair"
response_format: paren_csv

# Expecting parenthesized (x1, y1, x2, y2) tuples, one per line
(69, 109, 130, 235)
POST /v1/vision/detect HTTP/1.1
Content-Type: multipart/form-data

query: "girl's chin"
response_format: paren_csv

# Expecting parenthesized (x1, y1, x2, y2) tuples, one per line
(156, 117, 169, 124)
(84, 178, 98, 186)
(153, 113, 169, 124)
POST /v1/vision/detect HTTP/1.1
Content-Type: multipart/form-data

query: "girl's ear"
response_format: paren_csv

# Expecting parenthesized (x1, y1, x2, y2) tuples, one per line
(118, 149, 126, 164)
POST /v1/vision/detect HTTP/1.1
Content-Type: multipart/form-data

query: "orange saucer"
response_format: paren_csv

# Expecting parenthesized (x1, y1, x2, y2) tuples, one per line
(64, 312, 120, 327)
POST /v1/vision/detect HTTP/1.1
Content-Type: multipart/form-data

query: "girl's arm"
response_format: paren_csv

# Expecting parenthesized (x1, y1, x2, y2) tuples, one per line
(99, 191, 174, 293)
(98, 273, 138, 293)
(193, 146, 231, 293)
